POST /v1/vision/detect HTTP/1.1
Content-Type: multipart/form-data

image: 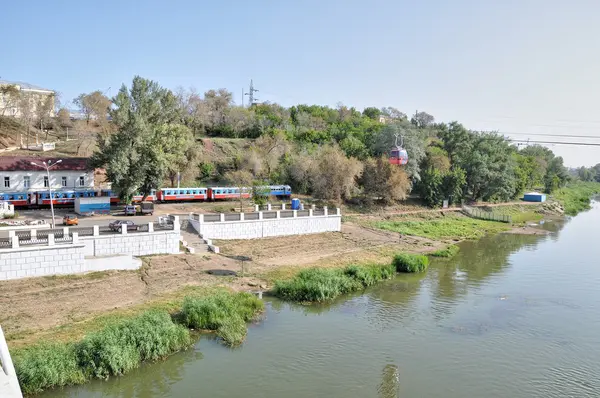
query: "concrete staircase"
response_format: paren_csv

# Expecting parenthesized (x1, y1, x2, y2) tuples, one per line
(180, 224, 209, 254)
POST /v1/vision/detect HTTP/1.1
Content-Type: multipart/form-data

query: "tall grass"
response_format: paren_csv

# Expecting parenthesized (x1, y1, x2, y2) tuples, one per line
(552, 181, 600, 216)
(13, 342, 86, 395)
(273, 263, 395, 303)
(77, 311, 191, 379)
(430, 245, 460, 258)
(13, 291, 264, 394)
(393, 253, 429, 273)
(181, 292, 264, 346)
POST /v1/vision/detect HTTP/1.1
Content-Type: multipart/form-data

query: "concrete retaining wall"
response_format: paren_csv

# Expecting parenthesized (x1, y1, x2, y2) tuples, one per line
(80, 230, 180, 257)
(0, 244, 85, 279)
(190, 208, 341, 240)
(0, 224, 181, 281)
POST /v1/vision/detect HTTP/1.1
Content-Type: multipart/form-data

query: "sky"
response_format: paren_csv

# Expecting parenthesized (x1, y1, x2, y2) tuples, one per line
(2, 0, 600, 166)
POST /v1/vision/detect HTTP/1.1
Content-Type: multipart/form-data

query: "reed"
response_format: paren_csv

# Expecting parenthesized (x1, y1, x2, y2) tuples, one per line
(393, 253, 429, 273)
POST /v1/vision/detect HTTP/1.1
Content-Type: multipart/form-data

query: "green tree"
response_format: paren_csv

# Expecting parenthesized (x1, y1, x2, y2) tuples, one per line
(544, 156, 569, 193)
(91, 76, 185, 202)
(362, 107, 381, 120)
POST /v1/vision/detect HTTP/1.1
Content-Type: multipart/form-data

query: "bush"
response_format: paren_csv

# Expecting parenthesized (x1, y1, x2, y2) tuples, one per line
(430, 245, 460, 258)
(181, 292, 264, 345)
(77, 311, 191, 379)
(14, 342, 86, 395)
(393, 253, 429, 273)
(273, 264, 395, 303)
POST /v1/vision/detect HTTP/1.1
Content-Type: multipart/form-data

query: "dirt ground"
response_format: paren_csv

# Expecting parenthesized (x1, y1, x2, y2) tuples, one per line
(0, 222, 442, 347)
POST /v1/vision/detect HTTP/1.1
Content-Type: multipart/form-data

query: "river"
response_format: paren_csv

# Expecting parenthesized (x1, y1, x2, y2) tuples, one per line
(43, 202, 600, 398)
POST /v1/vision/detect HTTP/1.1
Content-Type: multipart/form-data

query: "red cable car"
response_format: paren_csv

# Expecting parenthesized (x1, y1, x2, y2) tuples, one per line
(389, 134, 408, 165)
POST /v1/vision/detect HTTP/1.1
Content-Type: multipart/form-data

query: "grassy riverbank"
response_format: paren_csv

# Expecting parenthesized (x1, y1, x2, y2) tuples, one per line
(12, 290, 263, 395)
(273, 254, 428, 303)
(551, 181, 600, 216)
(373, 212, 511, 240)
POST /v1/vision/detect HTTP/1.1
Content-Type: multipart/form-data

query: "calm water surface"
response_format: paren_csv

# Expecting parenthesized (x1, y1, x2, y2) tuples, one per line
(44, 203, 600, 397)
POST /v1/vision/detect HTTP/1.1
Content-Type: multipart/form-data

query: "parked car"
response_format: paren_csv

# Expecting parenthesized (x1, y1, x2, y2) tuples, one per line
(63, 215, 79, 226)
(109, 220, 139, 232)
(139, 201, 154, 215)
(124, 205, 136, 216)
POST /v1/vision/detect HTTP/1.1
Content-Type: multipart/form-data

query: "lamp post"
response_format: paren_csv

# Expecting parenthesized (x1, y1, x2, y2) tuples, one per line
(31, 159, 62, 228)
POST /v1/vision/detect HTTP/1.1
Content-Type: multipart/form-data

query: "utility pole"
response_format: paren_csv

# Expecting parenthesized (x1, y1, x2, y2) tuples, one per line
(244, 80, 259, 107)
(31, 159, 62, 229)
(241, 88, 245, 107)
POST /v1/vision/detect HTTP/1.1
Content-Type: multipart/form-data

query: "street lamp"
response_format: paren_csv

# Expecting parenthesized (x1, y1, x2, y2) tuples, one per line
(31, 159, 62, 228)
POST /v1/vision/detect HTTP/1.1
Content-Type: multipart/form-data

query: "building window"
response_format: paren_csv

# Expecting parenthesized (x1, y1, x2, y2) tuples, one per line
(23, 176, 30, 188)
(79, 176, 85, 187)
(44, 176, 49, 187)
(61, 176, 67, 187)
(3, 177, 9, 188)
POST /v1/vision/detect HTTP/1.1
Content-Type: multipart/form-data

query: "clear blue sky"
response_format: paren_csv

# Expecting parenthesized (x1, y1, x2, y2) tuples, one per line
(3, 0, 600, 166)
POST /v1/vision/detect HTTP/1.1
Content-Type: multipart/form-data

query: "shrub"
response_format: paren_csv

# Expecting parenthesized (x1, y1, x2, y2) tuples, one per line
(393, 253, 429, 273)
(273, 264, 395, 303)
(430, 245, 460, 258)
(14, 342, 87, 395)
(77, 311, 190, 379)
(181, 292, 264, 345)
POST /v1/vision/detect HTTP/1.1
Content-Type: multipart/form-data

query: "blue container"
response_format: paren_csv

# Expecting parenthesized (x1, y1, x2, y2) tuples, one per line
(291, 198, 300, 210)
(523, 192, 546, 202)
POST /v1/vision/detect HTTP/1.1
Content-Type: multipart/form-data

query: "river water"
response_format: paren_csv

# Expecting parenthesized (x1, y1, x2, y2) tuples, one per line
(44, 203, 600, 398)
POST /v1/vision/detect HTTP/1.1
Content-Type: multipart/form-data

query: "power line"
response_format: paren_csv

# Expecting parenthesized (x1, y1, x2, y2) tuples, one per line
(509, 139, 600, 147)
(502, 132, 600, 140)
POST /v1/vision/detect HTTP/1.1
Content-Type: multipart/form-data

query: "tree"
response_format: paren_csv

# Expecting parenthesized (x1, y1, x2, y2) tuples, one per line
(91, 76, 184, 203)
(0, 84, 20, 118)
(310, 144, 363, 202)
(410, 111, 434, 128)
(18, 93, 34, 147)
(361, 157, 411, 204)
(362, 107, 381, 120)
(157, 123, 196, 187)
(544, 156, 569, 193)
(34, 94, 54, 140)
(74, 91, 111, 125)
(380, 107, 407, 121)
(56, 108, 72, 128)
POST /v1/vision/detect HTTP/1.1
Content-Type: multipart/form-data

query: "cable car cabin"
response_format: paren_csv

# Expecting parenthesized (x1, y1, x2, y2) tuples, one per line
(36, 190, 97, 206)
(208, 187, 251, 201)
(156, 188, 208, 202)
(389, 148, 408, 165)
(132, 190, 157, 203)
(100, 189, 120, 204)
(0, 192, 29, 207)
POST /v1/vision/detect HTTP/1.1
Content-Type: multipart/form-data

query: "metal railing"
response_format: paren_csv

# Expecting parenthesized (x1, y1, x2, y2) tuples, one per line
(193, 207, 335, 223)
(462, 206, 512, 223)
(0, 238, 11, 248)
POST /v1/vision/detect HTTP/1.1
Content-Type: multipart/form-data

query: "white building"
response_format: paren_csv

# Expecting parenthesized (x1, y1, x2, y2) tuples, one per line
(0, 157, 94, 193)
(0, 80, 56, 118)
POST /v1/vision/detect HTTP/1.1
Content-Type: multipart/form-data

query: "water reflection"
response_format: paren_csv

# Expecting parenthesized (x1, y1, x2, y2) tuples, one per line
(377, 364, 400, 398)
(44, 348, 204, 398)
